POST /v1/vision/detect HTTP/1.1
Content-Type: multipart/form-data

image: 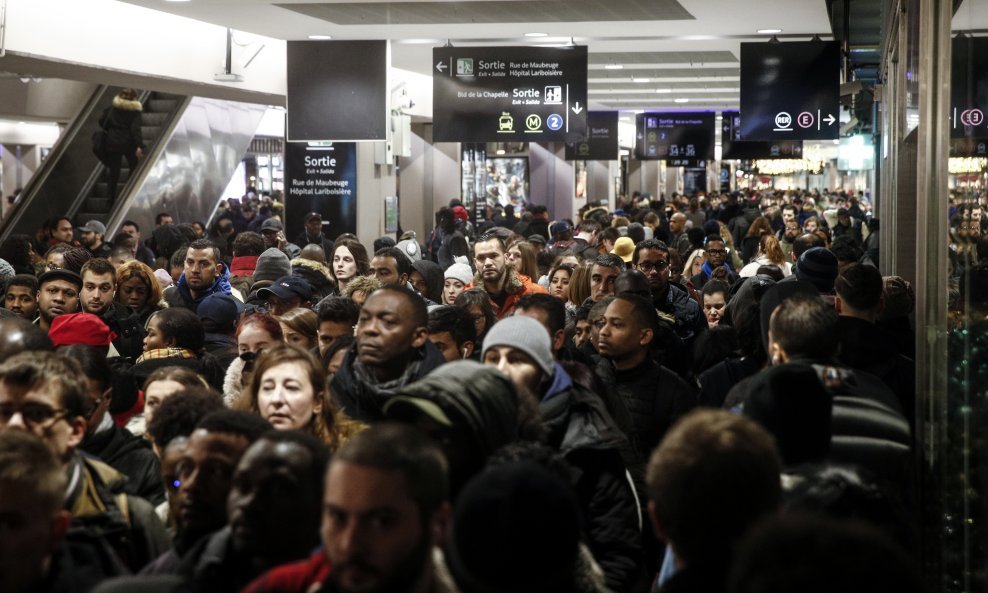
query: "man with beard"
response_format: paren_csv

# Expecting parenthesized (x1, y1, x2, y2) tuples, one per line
(690, 235, 737, 290)
(36, 269, 82, 332)
(80, 258, 145, 359)
(163, 239, 234, 313)
(473, 233, 546, 319)
(3, 274, 39, 320)
(78, 220, 113, 259)
(241, 424, 456, 593)
(631, 239, 705, 346)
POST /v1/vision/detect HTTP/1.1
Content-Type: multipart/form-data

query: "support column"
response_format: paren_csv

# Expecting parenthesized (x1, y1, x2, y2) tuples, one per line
(356, 142, 396, 250)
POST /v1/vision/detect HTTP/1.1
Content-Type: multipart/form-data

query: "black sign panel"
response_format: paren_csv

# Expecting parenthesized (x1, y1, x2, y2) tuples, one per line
(950, 35, 988, 139)
(433, 46, 588, 143)
(565, 111, 619, 160)
(287, 41, 388, 141)
(284, 143, 357, 240)
(739, 41, 840, 140)
(951, 138, 988, 157)
(667, 159, 708, 168)
(634, 112, 715, 160)
(721, 111, 803, 159)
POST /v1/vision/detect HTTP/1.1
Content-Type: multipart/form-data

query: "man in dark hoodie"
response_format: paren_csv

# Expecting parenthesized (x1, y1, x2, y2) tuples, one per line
(163, 239, 234, 313)
(480, 316, 644, 592)
(330, 285, 445, 422)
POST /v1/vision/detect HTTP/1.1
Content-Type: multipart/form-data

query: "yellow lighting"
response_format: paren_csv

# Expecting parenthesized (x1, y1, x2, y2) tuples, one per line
(949, 157, 988, 174)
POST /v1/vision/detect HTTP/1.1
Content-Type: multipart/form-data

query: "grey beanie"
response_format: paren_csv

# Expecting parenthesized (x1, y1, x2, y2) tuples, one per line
(481, 315, 554, 378)
(254, 248, 291, 282)
(0, 258, 13, 284)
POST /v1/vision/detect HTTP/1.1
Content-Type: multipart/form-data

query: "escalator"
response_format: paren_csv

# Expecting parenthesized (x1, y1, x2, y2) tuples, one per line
(1, 87, 269, 244)
(76, 91, 186, 222)
(0, 85, 189, 243)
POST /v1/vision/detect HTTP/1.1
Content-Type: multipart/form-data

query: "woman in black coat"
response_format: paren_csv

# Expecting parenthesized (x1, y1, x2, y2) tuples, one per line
(101, 88, 145, 201)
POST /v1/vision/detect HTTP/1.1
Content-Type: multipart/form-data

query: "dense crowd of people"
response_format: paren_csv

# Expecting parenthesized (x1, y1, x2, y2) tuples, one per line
(0, 187, 942, 593)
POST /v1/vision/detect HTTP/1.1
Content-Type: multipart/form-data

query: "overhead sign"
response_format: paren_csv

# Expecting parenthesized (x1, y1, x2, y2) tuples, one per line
(721, 111, 803, 159)
(950, 35, 988, 139)
(565, 111, 619, 160)
(284, 142, 357, 240)
(634, 112, 715, 161)
(739, 41, 840, 141)
(432, 45, 588, 142)
(287, 41, 388, 141)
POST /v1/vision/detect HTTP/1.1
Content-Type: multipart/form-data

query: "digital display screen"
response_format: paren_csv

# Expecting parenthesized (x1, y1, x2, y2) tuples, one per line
(721, 111, 803, 159)
(950, 35, 988, 139)
(739, 40, 840, 141)
(634, 112, 715, 161)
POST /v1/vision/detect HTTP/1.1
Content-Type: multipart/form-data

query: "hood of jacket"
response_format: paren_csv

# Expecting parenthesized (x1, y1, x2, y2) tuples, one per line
(230, 255, 258, 278)
(291, 257, 336, 287)
(112, 96, 143, 112)
(330, 340, 446, 422)
(395, 360, 521, 459)
(541, 364, 627, 454)
(411, 259, 444, 303)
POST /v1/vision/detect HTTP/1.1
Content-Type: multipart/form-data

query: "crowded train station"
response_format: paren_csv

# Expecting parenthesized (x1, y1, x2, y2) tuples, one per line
(0, 0, 983, 591)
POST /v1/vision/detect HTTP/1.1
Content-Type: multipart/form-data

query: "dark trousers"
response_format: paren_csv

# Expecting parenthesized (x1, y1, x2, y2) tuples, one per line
(106, 149, 139, 202)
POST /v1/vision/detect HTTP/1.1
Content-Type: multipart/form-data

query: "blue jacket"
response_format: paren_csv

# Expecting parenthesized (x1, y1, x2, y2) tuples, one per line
(163, 266, 233, 312)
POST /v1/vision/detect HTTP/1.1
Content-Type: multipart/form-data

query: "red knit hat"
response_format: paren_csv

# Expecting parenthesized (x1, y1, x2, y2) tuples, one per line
(49, 313, 117, 348)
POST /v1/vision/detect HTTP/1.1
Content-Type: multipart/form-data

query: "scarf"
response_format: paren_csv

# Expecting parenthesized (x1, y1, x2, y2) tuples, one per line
(136, 347, 197, 364)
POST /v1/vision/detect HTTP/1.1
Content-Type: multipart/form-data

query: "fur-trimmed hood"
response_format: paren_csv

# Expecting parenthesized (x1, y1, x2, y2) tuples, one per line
(113, 95, 143, 112)
(290, 257, 335, 283)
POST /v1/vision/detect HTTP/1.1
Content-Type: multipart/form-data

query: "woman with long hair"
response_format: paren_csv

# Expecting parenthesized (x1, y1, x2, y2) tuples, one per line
(330, 239, 370, 294)
(505, 239, 540, 281)
(739, 234, 792, 278)
(454, 288, 498, 349)
(236, 344, 361, 450)
(115, 260, 164, 324)
(567, 261, 593, 309)
(740, 216, 774, 264)
(277, 307, 319, 351)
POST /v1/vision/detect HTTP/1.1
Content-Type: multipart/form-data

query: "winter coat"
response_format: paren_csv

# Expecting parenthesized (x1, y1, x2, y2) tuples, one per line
(330, 341, 446, 423)
(835, 316, 916, 430)
(163, 266, 234, 313)
(654, 281, 706, 345)
(292, 231, 334, 260)
(291, 257, 337, 302)
(101, 94, 144, 153)
(100, 301, 146, 361)
(595, 357, 696, 465)
(79, 423, 164, 506)
(475, 268, 548, 319)
(223, 355, 247, 406)
(723, 359, 912, 490)
(739, 255, 793, 278)
(541, 366, 644, 592)
(66, 453, 171, 573)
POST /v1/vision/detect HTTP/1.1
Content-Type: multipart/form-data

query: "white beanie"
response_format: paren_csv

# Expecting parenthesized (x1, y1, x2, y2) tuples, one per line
(444, 263, 473, 285)
(481, 315, 554, 377)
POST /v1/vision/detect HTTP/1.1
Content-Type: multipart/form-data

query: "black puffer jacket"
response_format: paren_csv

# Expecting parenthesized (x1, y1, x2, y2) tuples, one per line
(541, 370, 644, 593)
(102, 94, 144, 153)
(330, 341, 446, 423)
(596, 357, 696, 462)
(80, 423, 164, 506)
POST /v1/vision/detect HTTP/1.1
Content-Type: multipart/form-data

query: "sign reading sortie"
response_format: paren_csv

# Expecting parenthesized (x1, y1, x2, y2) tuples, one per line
(284, 142, 357, 240)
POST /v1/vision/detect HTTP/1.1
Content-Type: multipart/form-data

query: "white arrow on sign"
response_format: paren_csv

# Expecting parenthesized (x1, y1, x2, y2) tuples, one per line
(823, 113, 836, 126)
(436, 61, 447, 73)
(572, 102, 583, 114)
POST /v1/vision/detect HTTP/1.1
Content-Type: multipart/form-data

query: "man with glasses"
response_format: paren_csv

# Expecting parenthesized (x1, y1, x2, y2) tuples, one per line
(0, 351, 169, 572)
(631, 239, 705, 345)
(690, 235, 737, 290)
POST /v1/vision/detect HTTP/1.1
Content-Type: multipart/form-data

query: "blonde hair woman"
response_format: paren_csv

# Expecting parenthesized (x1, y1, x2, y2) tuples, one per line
(739, 234, 793, 278)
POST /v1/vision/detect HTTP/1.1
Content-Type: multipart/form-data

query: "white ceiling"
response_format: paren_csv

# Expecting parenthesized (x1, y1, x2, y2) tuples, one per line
(118, 0, 835, 112)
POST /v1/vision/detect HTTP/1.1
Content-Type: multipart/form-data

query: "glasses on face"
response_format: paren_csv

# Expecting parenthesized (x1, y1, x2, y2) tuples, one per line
(637, 261, 669, 272)
(706, 248, 727, 255)
(0, 402, 68, 428)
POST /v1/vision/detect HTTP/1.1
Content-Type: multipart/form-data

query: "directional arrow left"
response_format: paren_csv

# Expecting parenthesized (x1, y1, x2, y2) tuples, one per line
(823, 113, 836, 126)
(436, 61, 447, 73)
